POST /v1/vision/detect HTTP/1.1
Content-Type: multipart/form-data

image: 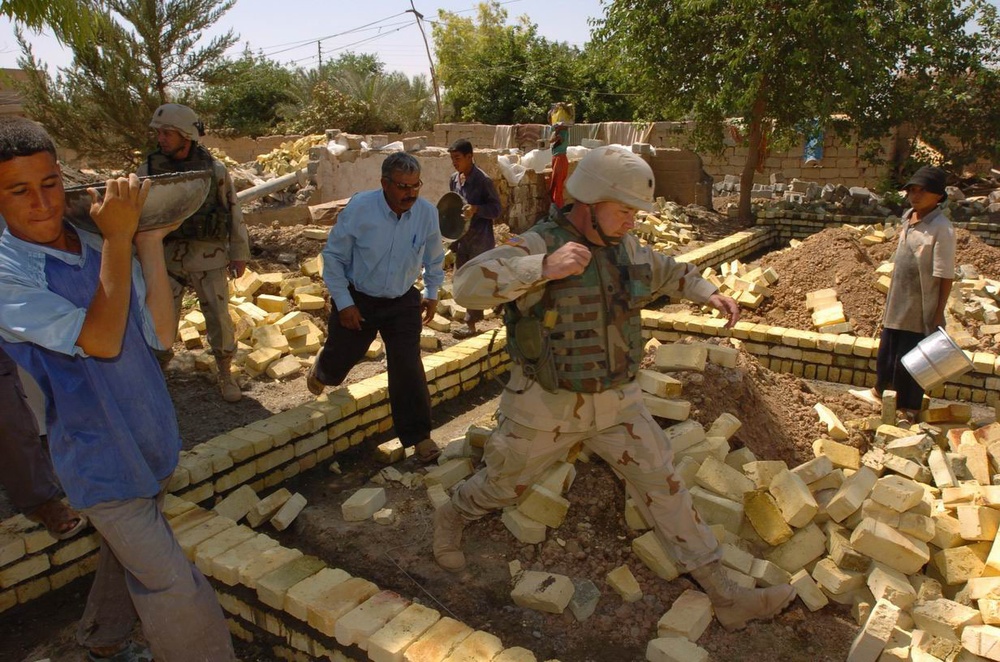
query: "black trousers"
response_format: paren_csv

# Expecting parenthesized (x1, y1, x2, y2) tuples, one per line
(314, 286, 432, 447)
(875, 327, 926, 411)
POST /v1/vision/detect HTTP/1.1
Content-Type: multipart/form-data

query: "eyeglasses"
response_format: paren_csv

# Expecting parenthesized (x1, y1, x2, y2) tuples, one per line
(385, 178, 423, 192)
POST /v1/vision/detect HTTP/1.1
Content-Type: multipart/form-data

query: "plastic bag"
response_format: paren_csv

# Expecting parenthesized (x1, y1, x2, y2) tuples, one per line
(520, 148, 552, 173)
(497, 156, 526, 186)
(567, 145, 590, 161)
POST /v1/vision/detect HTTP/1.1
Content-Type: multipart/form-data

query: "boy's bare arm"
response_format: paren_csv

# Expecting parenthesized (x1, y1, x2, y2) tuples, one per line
(134, 225, 180, 348)
(75, 175, 151, 358)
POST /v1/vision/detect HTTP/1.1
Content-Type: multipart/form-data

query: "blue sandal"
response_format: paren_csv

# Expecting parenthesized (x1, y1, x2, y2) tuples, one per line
(87, 641, 154, 662)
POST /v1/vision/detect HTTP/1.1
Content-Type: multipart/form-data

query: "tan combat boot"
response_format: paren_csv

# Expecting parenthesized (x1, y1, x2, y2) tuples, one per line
(689, 560, 796, 631)
(216, 356, 242, 403)
(432, 502, 467, 572)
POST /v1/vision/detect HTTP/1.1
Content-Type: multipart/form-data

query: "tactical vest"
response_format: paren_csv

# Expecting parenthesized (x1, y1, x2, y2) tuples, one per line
(505, 218, 650, 393)
(146, 144, 230, 242)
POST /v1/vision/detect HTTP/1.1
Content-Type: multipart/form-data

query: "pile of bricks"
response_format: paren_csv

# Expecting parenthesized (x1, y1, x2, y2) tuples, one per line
(699, 259, 779, 311)
(806, 287, 854, 334)
(633, 200, 698, 254)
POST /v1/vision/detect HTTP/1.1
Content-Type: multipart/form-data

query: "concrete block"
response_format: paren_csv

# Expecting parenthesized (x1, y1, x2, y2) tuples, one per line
(271, 493, 307, 531)
(284, 566, 352, 622)
(511, 570, 574, 614)
(769, 469, 819, 527)
(791, 569, 829, 611)
(342, 488, 387, 522)
(632, 531, 680, 581)
(959, 504, 1000, 541)
(502, 508, 547, 544)
(193, 525, 257, 576)
(744, 489, 794, 546)
(335, 590, 411, 651)
(637, 369, 683, 398)
(654, 344, 707, 371)
(307, 576, 381, 637)
(606, 564, 642, 603)
(238, 545, 303, 589)
(646, 637, 708, 662)
(367, 603, 441, 662)
(424, 458, 474, 491)
(962, 625, 1000, 660)
(211, 534, 280, 585)
(867, 564, 916, 610)
(792, 456, 833, 485)
(827, 466, 878, 522)
(517, 484, 570, 529)
(750, 558, 793, 587)
(256, 554, 325, 609)
(643, 395, 691, 421)
(689, 486, 744, 534)
(911, 598, 983, 641)
(813, 557, 864, 595)
(814, 438, 861, 470)
(850, 518, 930, 574)
(706, 413, 742, 440)
(744, 460, 789, 489)
(870, 475, 925, 513)
(247, 488, 292, 528)
(846, 598, 900, 662)
(664, 420, 706, 454)
(765, 523, 827, 573)
(657, 589, 712, 641)
(442, 630, 503, 662)
(695, 456, 756, 502)
(932, 545, 987, 586)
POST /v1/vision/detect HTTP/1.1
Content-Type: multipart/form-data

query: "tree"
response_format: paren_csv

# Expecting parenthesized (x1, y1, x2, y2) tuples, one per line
(594, 0, 1000, 222)
(432, 2, 585, 124)
(15, 0, 237, 167)
(198, 50, 297, 137)
(2, 0, 107, 46)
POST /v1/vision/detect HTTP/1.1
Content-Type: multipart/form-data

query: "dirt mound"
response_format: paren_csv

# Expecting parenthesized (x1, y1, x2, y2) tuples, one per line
(737, 226, 1000, 348)
(672, 344, 869, 464)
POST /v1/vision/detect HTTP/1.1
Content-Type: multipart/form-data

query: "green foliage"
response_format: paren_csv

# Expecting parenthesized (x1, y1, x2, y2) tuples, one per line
(198, 51, 297, 137)
(432, 2, 608, 124)
(281, 52, 434, 134)
(1, 0, 107, 46)
(15, 0, 237, 167)
(593, 0, 1000, 220)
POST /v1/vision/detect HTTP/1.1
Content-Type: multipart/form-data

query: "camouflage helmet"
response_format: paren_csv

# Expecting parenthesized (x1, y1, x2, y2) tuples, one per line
(565, 145, 655, 212)
(149, 103, 204, 141)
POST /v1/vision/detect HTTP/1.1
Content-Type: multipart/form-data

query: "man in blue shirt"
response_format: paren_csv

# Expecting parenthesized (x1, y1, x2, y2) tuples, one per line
(308, 152, 446, 463)
(447, 139, 502, 339)
(0, 118, 233, 662)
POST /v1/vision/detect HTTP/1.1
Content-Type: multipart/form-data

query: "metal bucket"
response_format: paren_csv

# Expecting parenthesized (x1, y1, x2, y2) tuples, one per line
(437, 191, 468, 240)
(64, 170, 212, 235)
(901, 327, 974, 391)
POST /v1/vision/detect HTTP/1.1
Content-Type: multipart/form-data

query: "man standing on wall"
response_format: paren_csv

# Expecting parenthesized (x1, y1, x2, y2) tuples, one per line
(138, 104, 250, 403)
(308, 152, 446, 464)
(447, 139, 502, 339)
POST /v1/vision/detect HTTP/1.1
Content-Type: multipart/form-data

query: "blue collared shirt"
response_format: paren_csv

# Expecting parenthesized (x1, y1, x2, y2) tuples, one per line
(322, 189, 445, 311)
(0, 226, 180, 508)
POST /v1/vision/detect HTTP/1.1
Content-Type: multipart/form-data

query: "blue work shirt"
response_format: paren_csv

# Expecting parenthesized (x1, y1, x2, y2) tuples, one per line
(322, 188, 446, 311)
(0, 226, 181, 509)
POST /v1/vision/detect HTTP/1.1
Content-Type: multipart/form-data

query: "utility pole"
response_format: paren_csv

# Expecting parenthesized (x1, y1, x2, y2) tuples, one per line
(406, 1, 442, 123)
(317, 40, 322, 68)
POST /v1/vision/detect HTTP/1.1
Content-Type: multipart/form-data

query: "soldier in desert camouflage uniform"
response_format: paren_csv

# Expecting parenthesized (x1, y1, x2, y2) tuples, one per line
(138, 104, 250, 402)
(434, 145, 796, 631)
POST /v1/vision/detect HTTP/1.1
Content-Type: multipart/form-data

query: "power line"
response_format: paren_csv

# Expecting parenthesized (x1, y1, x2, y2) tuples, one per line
(257, 12, 408, 53)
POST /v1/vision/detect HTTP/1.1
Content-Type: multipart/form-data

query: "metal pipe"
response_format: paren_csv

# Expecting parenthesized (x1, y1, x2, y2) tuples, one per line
(236, 168, 309, 204)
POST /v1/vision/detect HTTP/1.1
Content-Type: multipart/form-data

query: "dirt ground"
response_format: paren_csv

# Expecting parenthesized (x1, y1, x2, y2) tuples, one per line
(0, 206, 962, 662)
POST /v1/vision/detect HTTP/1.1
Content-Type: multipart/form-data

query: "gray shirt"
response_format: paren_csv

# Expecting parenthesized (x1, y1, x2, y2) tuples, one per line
(883, 207, 955, 334)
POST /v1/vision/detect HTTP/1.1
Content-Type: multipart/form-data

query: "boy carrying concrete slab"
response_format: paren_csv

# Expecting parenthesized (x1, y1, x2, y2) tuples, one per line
(0, 117, 233, 662)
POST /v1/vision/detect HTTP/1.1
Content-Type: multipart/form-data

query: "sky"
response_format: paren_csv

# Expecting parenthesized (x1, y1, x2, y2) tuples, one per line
(0, 0, 608, 78)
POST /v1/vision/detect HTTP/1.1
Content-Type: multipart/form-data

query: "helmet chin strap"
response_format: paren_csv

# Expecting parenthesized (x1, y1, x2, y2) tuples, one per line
(588, 204, 620, 246)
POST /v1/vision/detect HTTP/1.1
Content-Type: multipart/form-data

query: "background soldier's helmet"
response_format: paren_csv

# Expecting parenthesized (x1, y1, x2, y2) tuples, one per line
(149, 103, 205, 141)
(565, 145, 655, 212)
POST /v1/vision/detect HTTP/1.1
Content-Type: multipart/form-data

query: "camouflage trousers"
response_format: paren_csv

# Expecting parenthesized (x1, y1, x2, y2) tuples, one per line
(451, 390, 721, 571)
(168, 266, 235, 360)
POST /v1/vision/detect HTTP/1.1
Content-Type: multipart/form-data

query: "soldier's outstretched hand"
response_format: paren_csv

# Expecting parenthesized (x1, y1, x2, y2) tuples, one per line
(542, 242, 591, 280)
(707, 293, 741, 328)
